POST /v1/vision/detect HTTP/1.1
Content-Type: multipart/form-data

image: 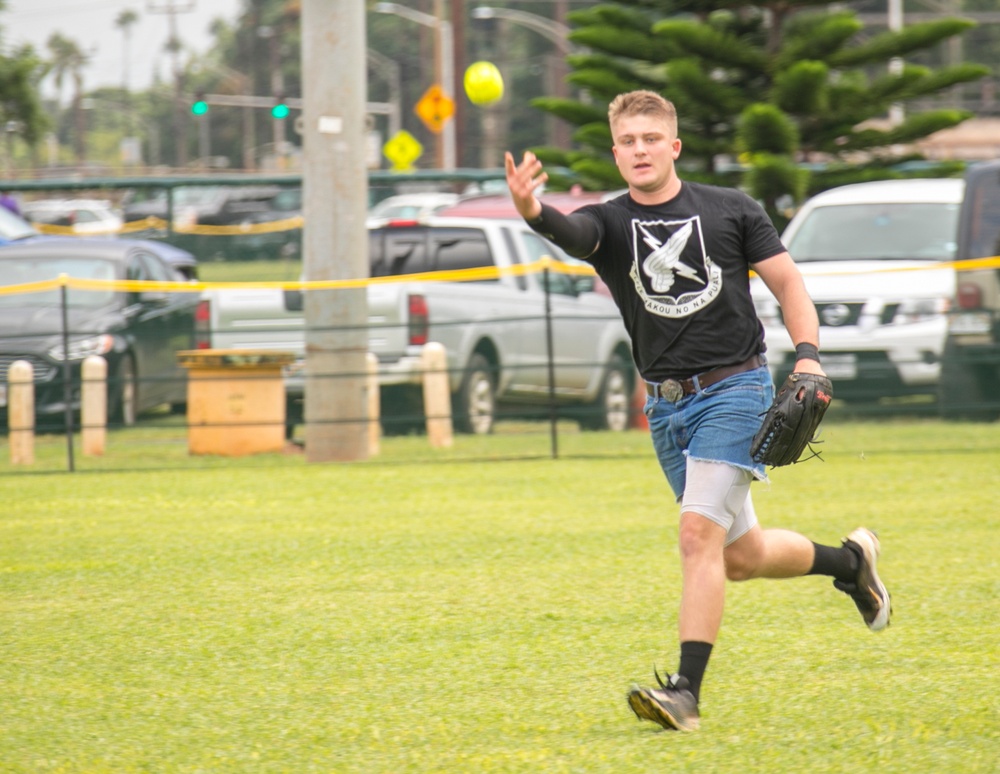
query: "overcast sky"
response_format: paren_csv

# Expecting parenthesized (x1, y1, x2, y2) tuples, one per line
(5, 0, 243, 99)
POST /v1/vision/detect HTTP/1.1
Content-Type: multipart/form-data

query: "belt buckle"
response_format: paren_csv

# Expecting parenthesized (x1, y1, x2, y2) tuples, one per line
(661, 379, 684, 402)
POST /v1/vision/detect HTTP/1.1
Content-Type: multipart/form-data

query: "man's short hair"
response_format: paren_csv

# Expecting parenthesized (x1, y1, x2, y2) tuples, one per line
(608, 90, 677, 135)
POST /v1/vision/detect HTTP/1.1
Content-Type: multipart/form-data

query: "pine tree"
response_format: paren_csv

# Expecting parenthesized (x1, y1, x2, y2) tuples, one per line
(531, 1, 989, 225)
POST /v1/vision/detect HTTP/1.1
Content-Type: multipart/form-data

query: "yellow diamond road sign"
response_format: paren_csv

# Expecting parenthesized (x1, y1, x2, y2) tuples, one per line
(383, 130, 423, 171)
(415, 84, 454, 134)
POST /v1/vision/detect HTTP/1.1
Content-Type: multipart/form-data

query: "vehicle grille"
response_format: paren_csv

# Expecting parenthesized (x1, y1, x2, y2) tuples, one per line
(0, 354, 59, 383)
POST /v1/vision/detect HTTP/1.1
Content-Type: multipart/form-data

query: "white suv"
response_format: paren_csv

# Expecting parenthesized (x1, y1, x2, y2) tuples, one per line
(752, 179, 964, 401)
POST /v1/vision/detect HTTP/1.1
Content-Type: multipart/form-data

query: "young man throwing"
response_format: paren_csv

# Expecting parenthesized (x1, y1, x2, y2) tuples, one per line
(505, 91, 891, 732)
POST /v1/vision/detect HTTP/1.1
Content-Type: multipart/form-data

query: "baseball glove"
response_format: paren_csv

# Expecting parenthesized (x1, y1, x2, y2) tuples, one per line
(751, 373, 834, 467)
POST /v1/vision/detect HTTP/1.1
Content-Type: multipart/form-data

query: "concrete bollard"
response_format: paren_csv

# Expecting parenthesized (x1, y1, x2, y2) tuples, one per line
(81, 355, 107, 457)
(366, 352, 380, 456)
(8, 359, 34, 465)
(421, 342, 453, 449)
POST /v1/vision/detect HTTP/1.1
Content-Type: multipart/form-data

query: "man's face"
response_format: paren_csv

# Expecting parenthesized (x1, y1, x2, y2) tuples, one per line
(611, 113, 682, 195)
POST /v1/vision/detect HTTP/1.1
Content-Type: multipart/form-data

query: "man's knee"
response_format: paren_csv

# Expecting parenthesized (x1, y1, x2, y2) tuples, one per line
(678, 512, 725, 560)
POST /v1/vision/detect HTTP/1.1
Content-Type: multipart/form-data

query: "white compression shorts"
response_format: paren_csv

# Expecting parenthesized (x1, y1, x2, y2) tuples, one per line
(681, 458, 758, 546)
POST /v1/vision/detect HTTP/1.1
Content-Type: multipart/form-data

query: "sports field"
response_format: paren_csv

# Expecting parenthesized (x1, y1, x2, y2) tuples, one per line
(1, 420, 997, 772)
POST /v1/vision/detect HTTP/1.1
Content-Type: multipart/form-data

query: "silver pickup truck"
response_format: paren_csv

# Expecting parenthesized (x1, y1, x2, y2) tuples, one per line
(204, 216, 636, 434)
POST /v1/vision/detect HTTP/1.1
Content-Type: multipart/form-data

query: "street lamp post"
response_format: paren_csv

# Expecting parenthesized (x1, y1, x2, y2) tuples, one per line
(471, 6, 572, 53)
(374, 2, 456, 169)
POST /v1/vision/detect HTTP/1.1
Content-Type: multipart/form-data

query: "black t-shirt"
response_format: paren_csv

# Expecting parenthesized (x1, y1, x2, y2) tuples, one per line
(575, 182, 786, 382)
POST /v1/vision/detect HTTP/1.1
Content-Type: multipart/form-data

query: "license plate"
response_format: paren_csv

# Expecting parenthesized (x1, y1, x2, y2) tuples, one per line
(949, 312, 992, 335)
(822, 354, 858, 380)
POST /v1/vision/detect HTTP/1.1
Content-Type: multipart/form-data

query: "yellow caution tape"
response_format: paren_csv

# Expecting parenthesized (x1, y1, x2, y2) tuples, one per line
(1, 253, 997, 298)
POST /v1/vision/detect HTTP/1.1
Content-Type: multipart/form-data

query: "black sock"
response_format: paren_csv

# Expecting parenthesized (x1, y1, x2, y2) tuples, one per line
(678, 641, 713, 703)
(808, 542, 859, 584)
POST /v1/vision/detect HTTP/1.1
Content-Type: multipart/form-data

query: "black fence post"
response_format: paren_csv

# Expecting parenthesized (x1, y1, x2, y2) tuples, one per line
(543, 266, 558, 460)
(59, 279, 75, 472)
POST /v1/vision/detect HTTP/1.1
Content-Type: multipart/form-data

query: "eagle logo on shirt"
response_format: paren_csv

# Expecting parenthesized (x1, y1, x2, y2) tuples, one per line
(630, 216, 722, 318)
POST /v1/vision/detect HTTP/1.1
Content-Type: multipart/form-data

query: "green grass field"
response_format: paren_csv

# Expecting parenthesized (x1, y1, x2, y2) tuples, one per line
(2, 421, 998, 772)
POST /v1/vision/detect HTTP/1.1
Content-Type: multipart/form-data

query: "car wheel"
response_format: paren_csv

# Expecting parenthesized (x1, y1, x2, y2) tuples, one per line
(454, 353, 495, 435)
(110, 355, 138, 427)
(580, 354, 632, 432)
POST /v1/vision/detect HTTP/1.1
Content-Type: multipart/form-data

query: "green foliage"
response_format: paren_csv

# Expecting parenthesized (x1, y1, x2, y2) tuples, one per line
(777, 12, 863, 69)
(571, 25, 676, 63)
(0, 44, 48, 145)
(742, 151, 809, 223)
(830, 19, 979, 67)
(739, 103, 800, 155)
(653, 20, 768, 72)
(772, 60, 830, 114)
(666, 58, 748, 118)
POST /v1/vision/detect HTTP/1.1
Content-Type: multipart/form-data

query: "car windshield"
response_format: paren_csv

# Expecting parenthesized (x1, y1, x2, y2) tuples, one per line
(0, 205, 39, 241)
(787, 203, 960, 262)
(174, 186, 225, 206)
(0, 257, 117, 308)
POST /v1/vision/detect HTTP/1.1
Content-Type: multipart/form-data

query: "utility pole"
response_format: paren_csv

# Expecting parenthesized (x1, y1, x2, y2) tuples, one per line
(301, 0, 370, 462)
(451, 0, 466, 167)
(148, 0, 195, 168)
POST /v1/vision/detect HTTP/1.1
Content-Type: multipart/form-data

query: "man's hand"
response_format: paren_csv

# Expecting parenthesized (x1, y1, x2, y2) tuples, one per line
(505, 151, 547, 221)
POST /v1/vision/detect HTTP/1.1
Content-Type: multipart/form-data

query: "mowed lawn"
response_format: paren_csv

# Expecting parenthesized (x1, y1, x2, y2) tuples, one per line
(1, 421, 997, 773)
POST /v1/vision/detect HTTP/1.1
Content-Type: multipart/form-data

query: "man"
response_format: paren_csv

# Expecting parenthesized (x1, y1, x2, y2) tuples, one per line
(505, 91, 890, 732)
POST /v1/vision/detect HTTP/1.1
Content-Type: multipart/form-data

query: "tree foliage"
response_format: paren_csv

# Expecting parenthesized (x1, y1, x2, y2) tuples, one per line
(0, 44, 48, 147)
(0, 0, 48, 150)
(531, 0, 989, 224)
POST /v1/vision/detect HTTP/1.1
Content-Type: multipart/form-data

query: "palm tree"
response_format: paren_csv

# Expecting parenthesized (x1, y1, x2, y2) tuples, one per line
(116, 9, 140, 138)
(116, 10, 139, 93)
(46, 32, 89, 164)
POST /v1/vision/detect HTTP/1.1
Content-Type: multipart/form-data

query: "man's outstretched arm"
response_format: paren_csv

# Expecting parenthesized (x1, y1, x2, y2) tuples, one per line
(505, 151, 601, 259)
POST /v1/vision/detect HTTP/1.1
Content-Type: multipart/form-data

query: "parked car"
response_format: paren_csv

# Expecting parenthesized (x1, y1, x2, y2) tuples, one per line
(0, 204, 40, 245)
(939, 160, 1000, 419)
(367, 192, 460, 222)
(121, 185, 298, 261)
(0, 239, 201, 430)
(751, 178, 964, 401)
(21, 199, 124, 237)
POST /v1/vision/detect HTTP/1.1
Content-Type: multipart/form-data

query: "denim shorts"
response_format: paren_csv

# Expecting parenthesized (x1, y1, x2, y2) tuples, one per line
(644, 365, 774, 499)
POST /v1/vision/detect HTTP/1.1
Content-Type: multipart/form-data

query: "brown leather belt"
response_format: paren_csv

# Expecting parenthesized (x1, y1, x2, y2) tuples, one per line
(645, 355, 764, 402)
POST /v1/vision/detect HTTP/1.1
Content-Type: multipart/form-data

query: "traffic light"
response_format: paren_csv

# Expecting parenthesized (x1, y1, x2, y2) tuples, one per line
(191, 92, 208, 116)
(271, 94, 290, 120)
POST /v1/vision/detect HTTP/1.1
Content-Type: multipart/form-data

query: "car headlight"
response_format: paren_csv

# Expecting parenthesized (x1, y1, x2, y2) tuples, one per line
(894, 297, 950, 324)
(48, 334, 116, 361)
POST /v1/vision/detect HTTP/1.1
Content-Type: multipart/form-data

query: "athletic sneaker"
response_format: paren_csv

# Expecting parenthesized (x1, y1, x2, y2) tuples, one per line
(835, 527, 891, 632)
(627, 672, 700, 731)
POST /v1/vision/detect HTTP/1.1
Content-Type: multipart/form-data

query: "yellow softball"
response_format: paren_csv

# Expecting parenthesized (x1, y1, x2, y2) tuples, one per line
(464, 61, 504, 106)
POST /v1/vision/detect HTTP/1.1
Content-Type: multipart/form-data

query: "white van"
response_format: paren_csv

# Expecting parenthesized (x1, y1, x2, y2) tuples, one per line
(752, 178, 964, 401)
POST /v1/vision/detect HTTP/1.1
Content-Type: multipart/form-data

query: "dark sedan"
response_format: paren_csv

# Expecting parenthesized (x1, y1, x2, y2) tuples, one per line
(0, 239, 201, 430)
